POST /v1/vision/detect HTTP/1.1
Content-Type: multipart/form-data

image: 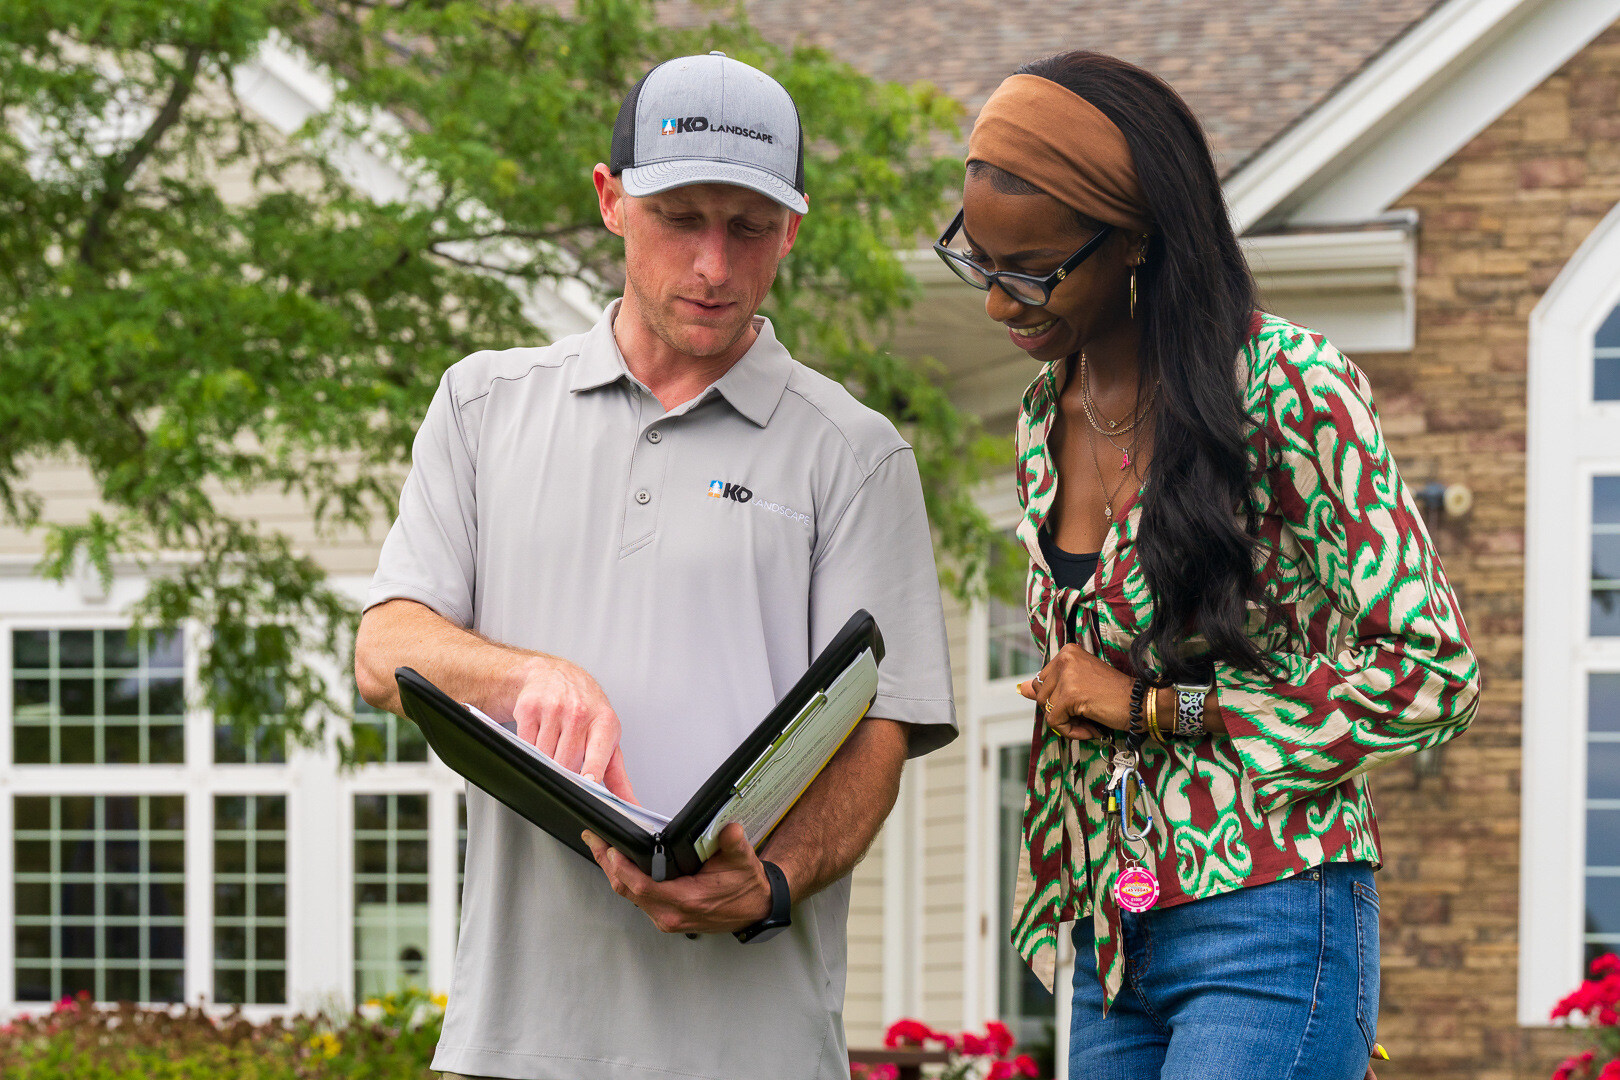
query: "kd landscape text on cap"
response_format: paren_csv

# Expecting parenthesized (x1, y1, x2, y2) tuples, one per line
(610, 52, 808, 215)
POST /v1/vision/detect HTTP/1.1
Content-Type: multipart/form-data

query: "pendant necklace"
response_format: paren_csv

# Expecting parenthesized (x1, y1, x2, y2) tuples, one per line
(1079, 353, 1154, 470)
(1088, 424, 1136, 523)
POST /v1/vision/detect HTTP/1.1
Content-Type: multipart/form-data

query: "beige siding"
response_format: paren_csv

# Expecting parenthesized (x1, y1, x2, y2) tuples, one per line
(0, 457, 396, 578)
(844, 843, 886, 1047)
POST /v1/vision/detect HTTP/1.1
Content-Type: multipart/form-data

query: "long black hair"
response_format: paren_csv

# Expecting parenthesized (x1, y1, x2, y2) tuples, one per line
(1015, 50, 1280, 683)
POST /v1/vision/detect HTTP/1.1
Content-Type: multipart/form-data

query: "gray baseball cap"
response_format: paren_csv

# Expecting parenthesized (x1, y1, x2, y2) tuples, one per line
(610, 52, 808, 215)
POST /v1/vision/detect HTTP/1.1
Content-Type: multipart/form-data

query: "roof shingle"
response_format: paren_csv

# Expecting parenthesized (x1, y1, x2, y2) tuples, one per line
(666, 0, 1449, 174)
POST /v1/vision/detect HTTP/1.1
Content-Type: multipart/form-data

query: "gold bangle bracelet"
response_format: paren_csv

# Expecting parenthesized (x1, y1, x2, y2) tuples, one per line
(1146, 685, 1162, 742)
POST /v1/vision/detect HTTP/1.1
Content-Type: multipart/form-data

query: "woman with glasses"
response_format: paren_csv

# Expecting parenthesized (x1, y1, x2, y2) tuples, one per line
(939, 51, 1480, 1080)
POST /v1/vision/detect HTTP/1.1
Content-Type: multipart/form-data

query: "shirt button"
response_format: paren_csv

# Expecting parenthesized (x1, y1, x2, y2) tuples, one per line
(635, 490, 651, 505)
(646, 430, 662, 443)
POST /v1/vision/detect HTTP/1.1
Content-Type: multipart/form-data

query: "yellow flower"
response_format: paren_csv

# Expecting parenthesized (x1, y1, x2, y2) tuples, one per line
(306, 1031, 341, 1059)
(431, 993, 448, 1009)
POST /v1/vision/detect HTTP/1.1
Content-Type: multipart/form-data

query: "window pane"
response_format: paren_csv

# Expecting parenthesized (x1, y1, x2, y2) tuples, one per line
(212, 794, 287, 1006)
(101, 629, 140, 670)
(1589, 743, 1620, 801)
(1590, 676, 1620, 733)
(12, 794, 187, 1004)
(354, 793, 432, 1001)
(1596, 356, 1620, 401)
(57, 631, 94, 669)
(997, 745, 1054, 1050)
(1597, 305, 1620, 350)
(986, 530, 1041, 682)
(355, 690, 428, 765)
(10, 628, 185, 765)
(1585, 875, 1620, 939)
(13, 630, 51, 669)
(1589, 810, 1620, 868)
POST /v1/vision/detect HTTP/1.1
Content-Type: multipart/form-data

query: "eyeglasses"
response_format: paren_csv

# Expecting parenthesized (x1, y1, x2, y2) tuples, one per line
(933, 209, 1113, 307)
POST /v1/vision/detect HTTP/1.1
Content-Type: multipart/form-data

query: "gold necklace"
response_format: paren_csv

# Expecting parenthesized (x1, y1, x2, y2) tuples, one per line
(1079, 353, 1153, 469)
(1087, 423, 1138, 522)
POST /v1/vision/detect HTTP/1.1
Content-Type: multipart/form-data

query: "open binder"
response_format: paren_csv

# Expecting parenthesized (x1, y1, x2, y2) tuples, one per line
(394, 609, 884, 882)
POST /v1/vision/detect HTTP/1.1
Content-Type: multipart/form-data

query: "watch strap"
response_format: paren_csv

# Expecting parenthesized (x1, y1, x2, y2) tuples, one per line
(734, 860, 792, 944)
(1172, 678, 1211, 738)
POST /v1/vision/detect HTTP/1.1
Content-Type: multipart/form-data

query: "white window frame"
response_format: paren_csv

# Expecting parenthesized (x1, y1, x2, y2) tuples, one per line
(1521, 197, 1620, 1024)
(0, 567, 466, 1019)
(961, 482, 1074, 1076)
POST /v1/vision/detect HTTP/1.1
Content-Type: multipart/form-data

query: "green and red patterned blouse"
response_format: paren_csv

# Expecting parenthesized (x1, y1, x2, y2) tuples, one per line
(1011, 313, 1481, 1007)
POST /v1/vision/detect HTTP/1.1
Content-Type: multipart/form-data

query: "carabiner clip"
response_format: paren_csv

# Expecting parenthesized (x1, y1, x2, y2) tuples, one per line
(1115, 769, 1153, 844)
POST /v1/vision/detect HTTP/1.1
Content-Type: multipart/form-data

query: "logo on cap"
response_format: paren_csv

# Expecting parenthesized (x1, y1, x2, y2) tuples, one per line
(662, 116, 710, 135)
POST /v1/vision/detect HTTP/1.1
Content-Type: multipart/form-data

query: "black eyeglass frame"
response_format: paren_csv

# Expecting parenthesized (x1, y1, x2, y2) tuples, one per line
(933, 208, 1114, 307)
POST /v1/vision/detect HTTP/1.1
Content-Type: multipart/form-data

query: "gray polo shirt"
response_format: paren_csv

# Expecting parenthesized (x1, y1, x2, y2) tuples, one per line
(366, 300, 955, 1080)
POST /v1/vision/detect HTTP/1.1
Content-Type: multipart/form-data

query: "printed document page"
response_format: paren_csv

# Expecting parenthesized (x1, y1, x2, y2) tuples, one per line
(463, 704, 672, 834)
(692, 648, 880, 863)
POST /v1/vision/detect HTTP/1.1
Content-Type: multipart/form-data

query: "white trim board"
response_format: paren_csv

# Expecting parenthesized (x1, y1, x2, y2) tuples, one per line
(1227, 0, 1620, 231)
(1519, 196, 1620, 1026)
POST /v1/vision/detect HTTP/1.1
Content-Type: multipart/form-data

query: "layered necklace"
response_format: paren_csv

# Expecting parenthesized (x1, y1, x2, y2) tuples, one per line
(1077, 352, 1154, 522)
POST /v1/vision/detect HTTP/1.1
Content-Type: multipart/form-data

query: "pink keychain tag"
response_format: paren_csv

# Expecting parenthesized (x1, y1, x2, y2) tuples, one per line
(1113, 864, 1160, 912)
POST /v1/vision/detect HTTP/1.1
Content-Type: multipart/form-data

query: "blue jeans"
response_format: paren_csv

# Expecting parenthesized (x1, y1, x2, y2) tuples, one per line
(1069, 862, 1380, 1080)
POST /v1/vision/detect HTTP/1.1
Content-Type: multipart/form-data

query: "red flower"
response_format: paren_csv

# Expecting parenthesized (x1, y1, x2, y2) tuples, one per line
(1597, 1059, 1620, 1080)
(1593, 953, 1620, 978)
(1014, 1054, 1042, 1078)
(959, 1032, 991, 1055)
(987, 1063, 1015, 1080)
(985, 1019, 1016, 1055)
(883, 1018, 941, 1048)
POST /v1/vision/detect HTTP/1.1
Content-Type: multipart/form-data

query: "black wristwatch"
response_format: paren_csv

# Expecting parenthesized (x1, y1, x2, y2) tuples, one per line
(734, 860, 792, 944)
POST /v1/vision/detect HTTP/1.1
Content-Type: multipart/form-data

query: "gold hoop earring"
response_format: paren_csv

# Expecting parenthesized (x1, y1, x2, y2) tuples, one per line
(1129, 266, 1137, 319)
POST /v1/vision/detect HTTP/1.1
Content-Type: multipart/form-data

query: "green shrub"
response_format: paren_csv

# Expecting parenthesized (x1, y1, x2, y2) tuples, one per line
(0, 988, 445, 1079)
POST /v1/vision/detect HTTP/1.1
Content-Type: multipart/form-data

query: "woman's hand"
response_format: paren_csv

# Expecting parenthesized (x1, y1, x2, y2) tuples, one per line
(1016, 643, 1137, 741)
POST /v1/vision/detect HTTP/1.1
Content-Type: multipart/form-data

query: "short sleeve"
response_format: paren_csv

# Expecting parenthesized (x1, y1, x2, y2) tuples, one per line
(366, 370, 478, 627)
(810, 447, 957, 757)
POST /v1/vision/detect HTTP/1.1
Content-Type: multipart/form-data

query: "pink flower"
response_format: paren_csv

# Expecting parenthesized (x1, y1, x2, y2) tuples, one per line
(1597, 1059, 1620, 1080)
(985, 1020, 1017, 1055)
(1593, 953, 1620, 977)
(1014, 1054, 1042, 1078)
(987, 1063, 1015, 1080)
(868, 1066, 899, 1080)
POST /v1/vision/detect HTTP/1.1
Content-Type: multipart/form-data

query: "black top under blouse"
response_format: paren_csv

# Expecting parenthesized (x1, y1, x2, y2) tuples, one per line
(1038, 527, 1100, 591)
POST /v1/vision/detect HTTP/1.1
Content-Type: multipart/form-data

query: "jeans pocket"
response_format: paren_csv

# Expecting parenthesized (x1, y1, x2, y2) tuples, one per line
(1351, 879, 1381, 1054)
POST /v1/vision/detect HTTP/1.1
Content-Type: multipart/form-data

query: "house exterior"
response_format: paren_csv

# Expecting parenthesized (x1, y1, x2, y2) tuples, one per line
(3, 1, 1620, 1077)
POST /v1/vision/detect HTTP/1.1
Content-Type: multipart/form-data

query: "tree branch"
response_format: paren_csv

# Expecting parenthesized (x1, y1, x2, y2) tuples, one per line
(78, 44, 207, 269)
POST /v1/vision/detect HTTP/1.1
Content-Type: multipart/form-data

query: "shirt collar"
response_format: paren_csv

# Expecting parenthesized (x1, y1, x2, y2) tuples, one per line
(568, 299, 793, 428)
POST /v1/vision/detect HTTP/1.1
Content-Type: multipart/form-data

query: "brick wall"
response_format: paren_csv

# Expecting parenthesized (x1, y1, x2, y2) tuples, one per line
(1348, 21, 1620, 1080)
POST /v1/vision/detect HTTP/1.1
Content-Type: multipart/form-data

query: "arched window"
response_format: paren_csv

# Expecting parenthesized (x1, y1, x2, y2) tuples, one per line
(1524, 210, 1620, 1022)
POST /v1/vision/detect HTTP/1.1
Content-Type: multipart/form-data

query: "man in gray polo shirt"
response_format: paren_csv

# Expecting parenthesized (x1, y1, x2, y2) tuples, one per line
(354, 53, 954, 1080)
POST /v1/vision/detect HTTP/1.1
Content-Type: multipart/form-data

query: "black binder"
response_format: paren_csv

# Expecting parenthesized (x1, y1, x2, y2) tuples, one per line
(394, 609, 884, 881)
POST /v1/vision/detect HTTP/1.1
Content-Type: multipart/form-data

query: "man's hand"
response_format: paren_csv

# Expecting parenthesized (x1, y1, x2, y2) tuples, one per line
(513, 655, 636, 803)
(582, 823, 772, 935)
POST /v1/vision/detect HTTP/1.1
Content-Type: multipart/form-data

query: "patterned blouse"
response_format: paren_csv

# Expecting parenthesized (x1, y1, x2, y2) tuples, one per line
(1011, 313, 1481, 1007)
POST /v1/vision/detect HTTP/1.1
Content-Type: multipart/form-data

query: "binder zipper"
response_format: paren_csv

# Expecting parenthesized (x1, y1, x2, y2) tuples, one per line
(651, 837, 667, 882)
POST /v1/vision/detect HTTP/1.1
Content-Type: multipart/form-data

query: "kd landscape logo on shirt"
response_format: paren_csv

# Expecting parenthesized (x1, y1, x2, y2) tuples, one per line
(708, 479, 752, 502)
(708, 479, 811, 528)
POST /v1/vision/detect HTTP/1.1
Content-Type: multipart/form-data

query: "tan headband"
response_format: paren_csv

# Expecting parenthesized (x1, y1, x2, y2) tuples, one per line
(967, 74, 1151, 234)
